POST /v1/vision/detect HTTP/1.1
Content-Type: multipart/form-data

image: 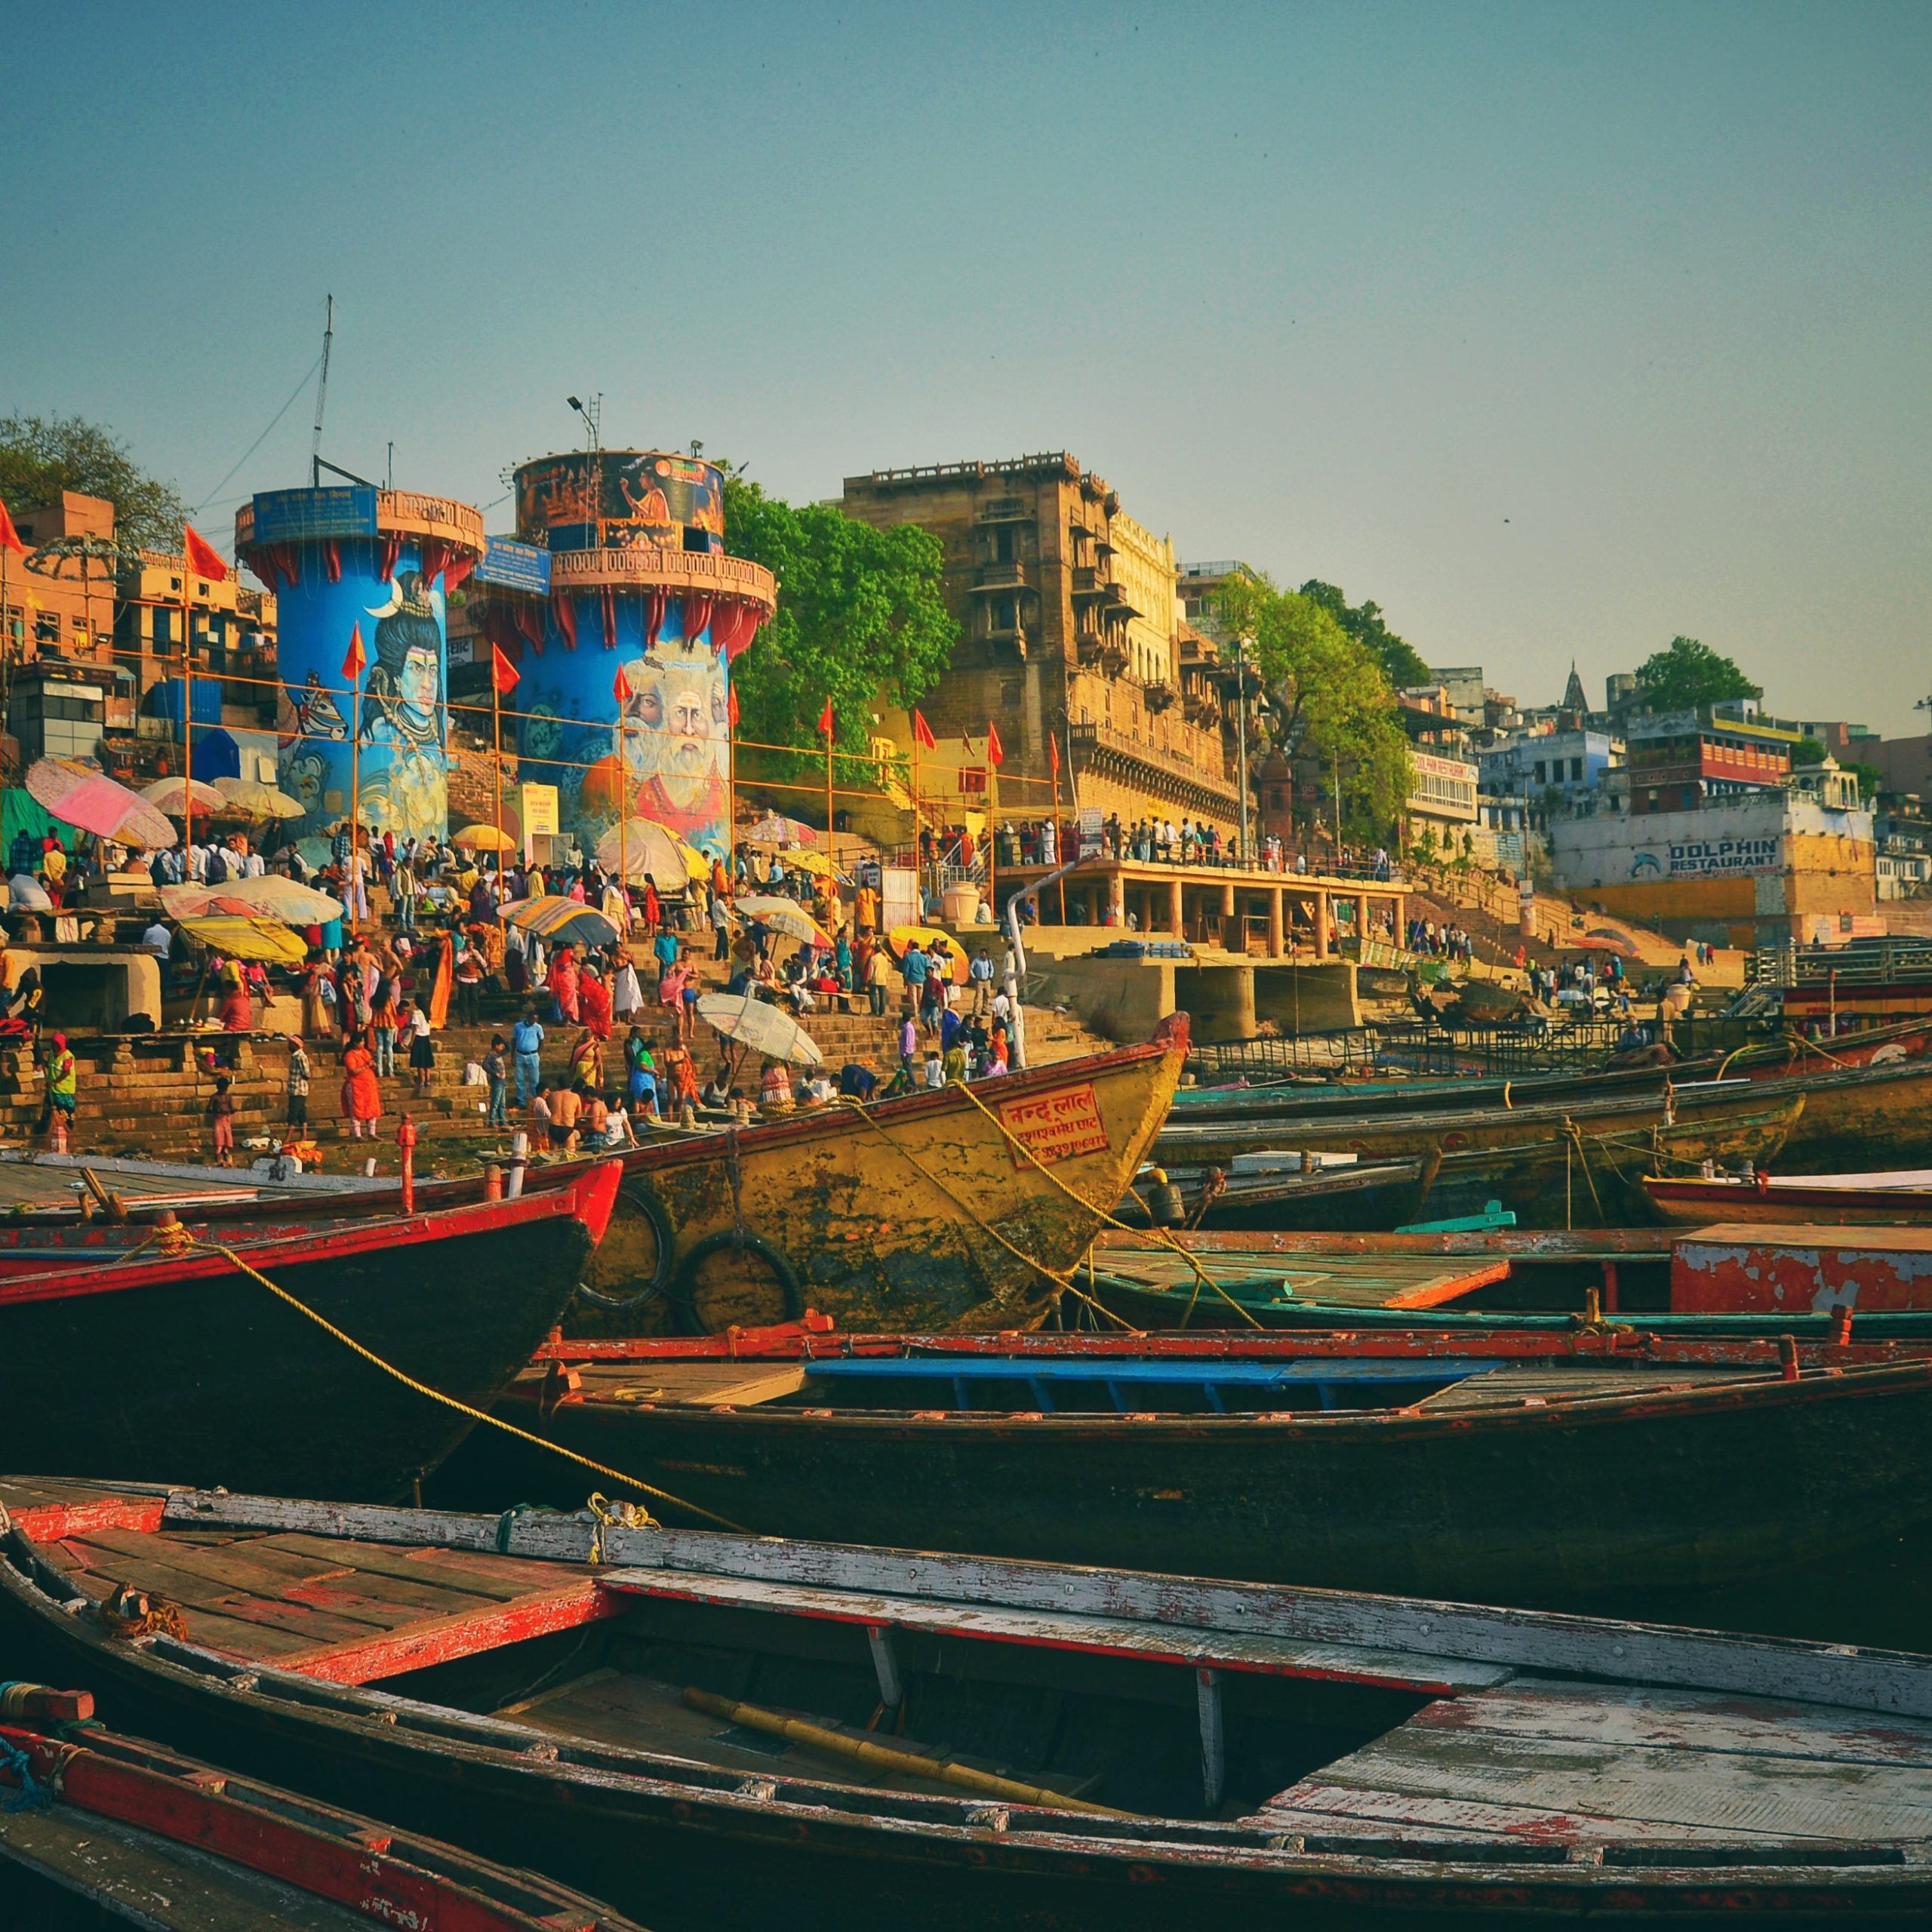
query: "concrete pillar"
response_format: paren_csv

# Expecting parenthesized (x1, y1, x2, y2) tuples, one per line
(1168, 875, 1185, 937)
(1108, 869, 1125, 928)
(1315, 888, 1331, 959)
(1268, 888, 1284, 958)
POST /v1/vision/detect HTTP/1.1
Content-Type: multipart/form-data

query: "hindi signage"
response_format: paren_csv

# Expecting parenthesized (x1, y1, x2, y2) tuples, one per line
(998, 1084, 1110, 1168)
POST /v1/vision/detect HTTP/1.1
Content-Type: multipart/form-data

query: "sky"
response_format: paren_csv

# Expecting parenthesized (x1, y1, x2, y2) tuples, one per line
(5, 2, 1928, 733)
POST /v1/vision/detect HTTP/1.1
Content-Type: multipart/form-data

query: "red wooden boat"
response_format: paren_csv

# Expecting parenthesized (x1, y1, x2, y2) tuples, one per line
(1645, 1167, 1932, 1226)
(0, 1031, 1186, 1334)
(0, 1685, 642, 1929)
(0, 1162, 621, 1503)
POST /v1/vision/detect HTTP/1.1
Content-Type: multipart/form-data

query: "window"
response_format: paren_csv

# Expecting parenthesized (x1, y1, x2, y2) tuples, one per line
(1571, 757, 1583, 781)
(34, 612, 58, 644)
(1533, 761, 1546, 785)
(994, 526, 1016, 563)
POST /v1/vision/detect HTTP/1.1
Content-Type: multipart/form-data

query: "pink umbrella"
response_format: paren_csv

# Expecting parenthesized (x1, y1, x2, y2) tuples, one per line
(26, 758, 175, 850)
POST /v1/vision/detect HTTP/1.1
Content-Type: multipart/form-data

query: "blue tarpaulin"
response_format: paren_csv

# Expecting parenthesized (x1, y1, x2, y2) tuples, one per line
(189, 728, 241, 782)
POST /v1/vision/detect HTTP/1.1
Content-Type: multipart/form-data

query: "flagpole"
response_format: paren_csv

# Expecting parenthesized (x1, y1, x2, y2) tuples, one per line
(180, 546, 195, 808)
(492, 674, 504, 852)
(986, 723, 997, 924)
(349, 662, 361, 936)
(825, 715, 835, 891)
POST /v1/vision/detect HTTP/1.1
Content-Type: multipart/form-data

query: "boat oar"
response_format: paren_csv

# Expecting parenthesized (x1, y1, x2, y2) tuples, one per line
(679, 1687, 1138, 1818)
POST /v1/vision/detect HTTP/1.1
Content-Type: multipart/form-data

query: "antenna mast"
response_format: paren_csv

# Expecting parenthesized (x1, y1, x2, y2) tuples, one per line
(309, 294, 334, 486)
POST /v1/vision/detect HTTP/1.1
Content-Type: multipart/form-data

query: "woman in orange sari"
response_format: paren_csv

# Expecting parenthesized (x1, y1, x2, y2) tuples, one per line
(547, 946, 580, 1025)
(580, 960, 613, 1041)
(340, 1029, 382, 1140)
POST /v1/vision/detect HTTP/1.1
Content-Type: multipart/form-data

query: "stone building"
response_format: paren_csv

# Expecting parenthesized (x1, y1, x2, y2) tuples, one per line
(4, 491, 118, 664)
(841, 453, 1239, 832)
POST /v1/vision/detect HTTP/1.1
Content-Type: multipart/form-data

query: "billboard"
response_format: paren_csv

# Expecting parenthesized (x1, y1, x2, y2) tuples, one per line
(248, 487, 380, 546)
(476, 536, 552, 596)
(513, 451, 725, 554)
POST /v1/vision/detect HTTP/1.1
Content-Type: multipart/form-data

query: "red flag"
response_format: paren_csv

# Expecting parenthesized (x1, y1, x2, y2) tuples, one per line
(614, 661, 630, 706)
(183, 524, 228, 581)
(0, 498, 23, 560)
(341, 623, 367, 682)
(727, 685, 740, 728)
(912, 708, 937, 752)
(1049, 731, 1060, 779)
(986, 720, 1004, 768)
(818, 697, 834, 737)
(490, 642, 519, 693)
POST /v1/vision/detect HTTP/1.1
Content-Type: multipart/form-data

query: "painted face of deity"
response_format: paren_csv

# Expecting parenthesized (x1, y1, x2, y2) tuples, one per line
(399, 644, 439, 721)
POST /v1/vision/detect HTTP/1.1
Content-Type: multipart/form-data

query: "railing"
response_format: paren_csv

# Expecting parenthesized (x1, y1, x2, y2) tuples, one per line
(1190, 1014, 1641, 1081)
(1750, 937, 1932, 988)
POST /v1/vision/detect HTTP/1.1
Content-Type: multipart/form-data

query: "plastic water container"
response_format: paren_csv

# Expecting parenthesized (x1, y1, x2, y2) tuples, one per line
(942, 884, 981, 926)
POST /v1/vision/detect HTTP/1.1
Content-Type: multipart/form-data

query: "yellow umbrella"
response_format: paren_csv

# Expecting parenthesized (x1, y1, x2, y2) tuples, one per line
(505, 894, 621, 946)
(213, 777, 306, 820)
(175, 915, 309, 965)
(887, 924, 968, 983)
(734, 895, 833, 948)
(454, 823, 518, 851)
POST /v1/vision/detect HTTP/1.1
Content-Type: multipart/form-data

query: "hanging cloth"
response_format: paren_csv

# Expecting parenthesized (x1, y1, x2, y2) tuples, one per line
(552, 592, 578, 650)
(643, 589, 666, 648)
(681, 593, 714, 644)
(323, 540, 342, 583)
(601, 585, 618, 649)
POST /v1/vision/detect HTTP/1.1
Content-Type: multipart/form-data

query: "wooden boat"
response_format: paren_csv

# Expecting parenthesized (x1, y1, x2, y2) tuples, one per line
(6, 1478, 1932, 1926)
(1645, 1167, 1932, 1226)
(429, 1323, 1932, 1604)
(1673, 1223, 1932, 1316)
(0, 1026, 1189, 1336)
(1152, 1094, 1802, 1230)
(1741, 1054, 1932, 1172)
(1112, 1155, 1426, 1229)
(0, 1687, 641, 1931)
(0, 1163, 622, 1503)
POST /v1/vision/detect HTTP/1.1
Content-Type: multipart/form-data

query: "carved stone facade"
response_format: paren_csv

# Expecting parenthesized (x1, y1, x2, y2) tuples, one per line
(841, 453, 1238, 827)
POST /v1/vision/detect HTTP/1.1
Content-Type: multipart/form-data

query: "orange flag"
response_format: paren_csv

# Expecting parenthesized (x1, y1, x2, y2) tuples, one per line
(183, 524, 228, 580)
(727, 684, 740, 728)
(986, 720, 1004, 768)
(341, 623, 367, 681)
(912, 708, 937, 752)
(1049, 730, 1060, 781)
(818, 697, 834, 737)
(490, 642, 519, 693)
(0, 498, 23, 559)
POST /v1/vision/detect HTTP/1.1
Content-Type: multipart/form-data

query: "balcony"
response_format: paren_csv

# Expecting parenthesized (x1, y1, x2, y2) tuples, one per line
(1072, 565, 1116, 601)
(1066, 720, 1241, 814)
(1099, 639, 1129, 675)
(1144, 680, 1178, 712)
(977, 497, 1029, 523)
(972, 561, 1027, 590)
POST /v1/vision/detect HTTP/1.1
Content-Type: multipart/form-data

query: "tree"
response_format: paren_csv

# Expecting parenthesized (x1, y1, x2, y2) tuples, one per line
(0, 413, 187, 549)
(1632, 635, 1760, 712)
(723, 475, 958, 774)
(1299, 580, 1431, 689)
(1216, 571, 1412, 838)
(1792, 737, 1826, 766)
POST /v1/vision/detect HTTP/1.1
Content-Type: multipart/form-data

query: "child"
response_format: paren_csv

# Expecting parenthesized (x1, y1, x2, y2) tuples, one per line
(483, 1033, 509, 1129)
(285, 1038, 311, 1131)
(406, 998, 435, 1096)
(208, 1074, 237, 1167)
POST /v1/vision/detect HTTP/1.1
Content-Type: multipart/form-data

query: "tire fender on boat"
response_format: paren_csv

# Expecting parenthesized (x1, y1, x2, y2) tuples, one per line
(672, 1228, 804, 1335)
(574, 1177, 678, 1310)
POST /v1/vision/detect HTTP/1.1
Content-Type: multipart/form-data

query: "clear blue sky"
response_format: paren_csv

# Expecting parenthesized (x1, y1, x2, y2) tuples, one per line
(6, 2, 1927, 732)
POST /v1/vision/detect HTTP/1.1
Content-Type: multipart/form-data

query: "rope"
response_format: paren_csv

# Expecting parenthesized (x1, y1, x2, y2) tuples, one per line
(0, 1709, 51, 1813)
(1560, 1118, 1607, 1222)
(171, 1229, 748, 1533)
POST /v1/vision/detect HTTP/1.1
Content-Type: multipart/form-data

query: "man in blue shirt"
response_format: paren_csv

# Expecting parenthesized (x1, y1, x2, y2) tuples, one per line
(900, 942, 928, 1014)
(509, 1009, 546, 1107)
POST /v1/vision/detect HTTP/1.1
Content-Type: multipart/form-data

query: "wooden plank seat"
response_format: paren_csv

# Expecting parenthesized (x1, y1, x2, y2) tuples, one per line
(795, 1354, 1509, 1414)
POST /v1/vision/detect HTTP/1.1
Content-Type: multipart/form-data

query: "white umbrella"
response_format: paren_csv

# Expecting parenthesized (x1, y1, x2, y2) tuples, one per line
(732, 896, 833, 946)
(222, 875, 346, 924)
(140, 776, 224, 817)
(595, 817, 705, 884)
(696, 991, 823, 1066)
(213, 776, 306, 820)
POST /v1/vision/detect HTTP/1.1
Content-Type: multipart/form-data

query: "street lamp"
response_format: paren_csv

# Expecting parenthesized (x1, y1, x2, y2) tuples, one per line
(567, 395, 601, 451)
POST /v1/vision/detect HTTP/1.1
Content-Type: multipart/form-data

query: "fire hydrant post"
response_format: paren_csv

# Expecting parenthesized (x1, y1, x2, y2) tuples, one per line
(397, 1114, 417, 1212)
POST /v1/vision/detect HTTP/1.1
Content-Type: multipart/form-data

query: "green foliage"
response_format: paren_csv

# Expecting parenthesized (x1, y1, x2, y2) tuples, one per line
(0, 412, 186, 549)
(1300, 580, 1431, 689)
(1847, 760, 1884, 802)
(1792, 737, 1827, 766)
(722, 475, 958, 774)
(1217, 570, 1412, 836)
(1632, 635, 1760, 712)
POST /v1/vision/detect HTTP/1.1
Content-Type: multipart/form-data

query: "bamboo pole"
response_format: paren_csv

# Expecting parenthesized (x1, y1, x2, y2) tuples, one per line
(678, 1688, 1134, 1818)
(180, 553, 195, 799)
(348, 660, 362, 934)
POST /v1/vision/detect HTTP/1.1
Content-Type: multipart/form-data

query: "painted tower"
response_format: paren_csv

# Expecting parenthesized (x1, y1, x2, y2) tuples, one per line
(507, 451, 777, 860)
(235, 487, 484, 844)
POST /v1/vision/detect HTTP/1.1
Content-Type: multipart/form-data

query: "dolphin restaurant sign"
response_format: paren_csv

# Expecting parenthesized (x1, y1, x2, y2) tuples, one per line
(1631, 835, 1781, 880)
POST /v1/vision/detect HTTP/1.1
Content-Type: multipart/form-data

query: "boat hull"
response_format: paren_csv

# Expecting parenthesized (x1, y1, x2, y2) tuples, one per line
(0, 1171, 618, 1501)
(449, 1345, 1932, 1605)
(1751, 1057, 1932, 1173)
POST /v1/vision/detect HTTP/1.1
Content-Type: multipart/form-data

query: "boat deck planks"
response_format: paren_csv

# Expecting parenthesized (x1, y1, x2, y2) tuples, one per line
(1091, 1248, 1512, 1309)
(565, 1361, 809, 1407)
(1249, 1678, 1932, 1847)
(1411, 1361, 1780, 1410)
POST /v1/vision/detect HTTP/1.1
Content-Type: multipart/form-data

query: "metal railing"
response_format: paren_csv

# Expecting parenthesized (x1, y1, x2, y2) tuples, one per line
(1189, 1014, 1645, 1081)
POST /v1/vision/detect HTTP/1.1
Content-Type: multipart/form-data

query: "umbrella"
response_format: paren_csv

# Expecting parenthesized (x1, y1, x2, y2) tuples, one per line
(505, 894, 620, 947)
(740, 810, 817, 848)
(26, 758, 174, 850)
(734, 896, 833, 947)
(163, 878, 344, 925)
(770, 847, 844, 881)
(454, 823, 518, 851)
(696, 991, 823, 1067)
(214, 777, 306, 820)
(174, 915, 310, 965)
(595, 817, 706, 884)
(140, 777, 224, 817)
(1584, 928, 1640, 958)
(886, 924, 969, 984)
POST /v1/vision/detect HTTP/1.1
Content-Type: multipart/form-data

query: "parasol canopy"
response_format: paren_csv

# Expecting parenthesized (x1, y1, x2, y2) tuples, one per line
(174, 915, 309, 965)
(762, 846, 844, 881)
(26, 758, 175, 850)
(162, 878, 344, 924)
(740, 810, 818, 848)
(140, 777, 224, 817)
(1584, 928, 1640, 958)
(213, 777, 306, 820)
(695, 991, 823, 1067)
(733, 895, 833, 947)
(505, 895, 620, 947)
(595, 817, 708, 884)
(886, 924, 968, 983)
(453, 823, 518, 851)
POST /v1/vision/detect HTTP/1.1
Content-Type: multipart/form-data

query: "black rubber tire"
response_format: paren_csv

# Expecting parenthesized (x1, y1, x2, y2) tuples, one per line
(574, 1177, 677, 1310)
(670, 1227, 804, 1336)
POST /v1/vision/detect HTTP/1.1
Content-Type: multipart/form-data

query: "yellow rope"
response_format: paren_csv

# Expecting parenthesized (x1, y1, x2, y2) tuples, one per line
(169, 1228, 749, 1534)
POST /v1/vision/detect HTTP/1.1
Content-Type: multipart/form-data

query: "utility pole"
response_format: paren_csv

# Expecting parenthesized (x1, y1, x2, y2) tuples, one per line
(309, 294, 334, 487)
